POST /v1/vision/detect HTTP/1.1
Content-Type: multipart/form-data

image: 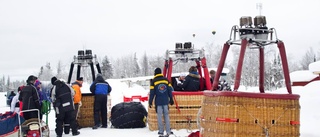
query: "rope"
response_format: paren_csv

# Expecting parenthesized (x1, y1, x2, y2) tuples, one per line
(240, 103, 289, 137)
(186, 116, 192, 133)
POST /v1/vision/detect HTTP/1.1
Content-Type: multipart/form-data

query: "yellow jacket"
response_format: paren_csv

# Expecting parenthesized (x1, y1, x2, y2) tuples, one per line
(72, 81, 82, 104)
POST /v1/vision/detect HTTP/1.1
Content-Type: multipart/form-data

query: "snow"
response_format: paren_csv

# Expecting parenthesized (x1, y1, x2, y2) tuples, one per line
(309, 61, 320, 74)
(290, 70, 318, 82)
(1, 77, 320, 137)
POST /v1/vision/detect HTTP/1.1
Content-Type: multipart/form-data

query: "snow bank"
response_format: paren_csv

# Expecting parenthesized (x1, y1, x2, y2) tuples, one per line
(309, 61, 320, 74)
(290, 70, 318, 82)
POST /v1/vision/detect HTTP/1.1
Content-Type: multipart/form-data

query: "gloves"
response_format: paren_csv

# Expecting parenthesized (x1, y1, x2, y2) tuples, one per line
(169, 99, 174, 105)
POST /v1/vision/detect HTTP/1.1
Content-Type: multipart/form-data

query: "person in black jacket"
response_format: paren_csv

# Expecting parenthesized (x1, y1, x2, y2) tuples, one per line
(178, 66, 200, 91)
(148, 68, 174, 137)
(51, 77, 80, 137)
(90, 74, 112, 129)
(19, 75, 40, 120)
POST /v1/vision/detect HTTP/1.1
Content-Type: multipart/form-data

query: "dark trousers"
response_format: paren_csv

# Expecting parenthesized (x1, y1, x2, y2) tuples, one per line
(93, 95, 108, 126)
(55, 110, 77, 136)
(23, 109, 39, 120)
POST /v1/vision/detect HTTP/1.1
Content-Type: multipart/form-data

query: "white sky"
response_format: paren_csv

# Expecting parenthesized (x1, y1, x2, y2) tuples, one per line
(1, 0, 320, 81)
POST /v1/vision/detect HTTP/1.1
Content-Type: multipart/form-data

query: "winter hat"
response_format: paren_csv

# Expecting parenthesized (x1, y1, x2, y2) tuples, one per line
(51, 77, 58, 85)
(154, 68, 162, 75)
(77, 77, 83, 81)
(34, 80, 41, 87)
(26, 75, 37, 83)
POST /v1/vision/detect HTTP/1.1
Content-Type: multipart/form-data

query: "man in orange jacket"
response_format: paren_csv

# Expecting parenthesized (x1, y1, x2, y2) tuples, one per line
(72, 77, 83, 129)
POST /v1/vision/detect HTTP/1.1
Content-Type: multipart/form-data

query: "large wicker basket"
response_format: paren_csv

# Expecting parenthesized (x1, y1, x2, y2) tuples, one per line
(78, 93, 111, 127)
(148, 92, 203, 131)
(200, 91, 300, 137)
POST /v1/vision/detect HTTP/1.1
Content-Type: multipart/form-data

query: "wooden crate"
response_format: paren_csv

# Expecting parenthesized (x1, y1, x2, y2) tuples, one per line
(78, 93, 111, 127)
(200, 91, 300, 137)
(148, 92, 203, 131)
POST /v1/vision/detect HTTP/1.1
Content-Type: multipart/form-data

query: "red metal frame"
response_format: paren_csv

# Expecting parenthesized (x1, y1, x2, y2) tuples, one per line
(212, 39, 292, 94)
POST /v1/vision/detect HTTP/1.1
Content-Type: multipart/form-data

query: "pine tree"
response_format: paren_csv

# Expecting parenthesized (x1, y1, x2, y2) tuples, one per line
(56, 60, 63, 78)
(141, 52, 149, 76)
(133, 53, 140, 77)
(300, 47, 316, 70)
(38, 62, 53, 81)
(101, 55, 113, 79)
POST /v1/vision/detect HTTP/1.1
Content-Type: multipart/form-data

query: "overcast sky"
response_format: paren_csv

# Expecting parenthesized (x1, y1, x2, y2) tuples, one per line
(1, 0, 319, 81)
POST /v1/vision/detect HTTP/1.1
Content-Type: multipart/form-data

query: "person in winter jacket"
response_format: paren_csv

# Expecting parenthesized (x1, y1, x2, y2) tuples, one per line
(34, 80, 44, 120)
(51, 77, 80, 137)
(71, 77, 83, 129)
(19, 75, 41, 120)
(178, 66, 200, 91)
(10, 86, 23, 113)
(90, 74, 112, 129)
(148, 68, 174, 137)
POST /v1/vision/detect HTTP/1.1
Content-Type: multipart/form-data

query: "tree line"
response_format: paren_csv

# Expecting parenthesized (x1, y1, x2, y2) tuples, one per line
(1, 45, 319, 92)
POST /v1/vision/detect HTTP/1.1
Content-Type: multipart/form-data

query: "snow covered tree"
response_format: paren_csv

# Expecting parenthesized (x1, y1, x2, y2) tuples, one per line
(300, 47, 316, 70)
(56, 60, 63, 78)
(0, 75, 4, 92)
(149, 55, 164, 75)
(205, 43, 223, 68)
(101, 55, 113, 79)
(133, 53, 140, 77)
(38, 62, 53, 81)
(141, 52, 149, 76)
(6, 76, 12, 90)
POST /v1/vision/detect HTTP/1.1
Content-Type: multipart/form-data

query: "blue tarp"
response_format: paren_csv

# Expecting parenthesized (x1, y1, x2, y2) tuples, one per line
(0, 112, 25, 136)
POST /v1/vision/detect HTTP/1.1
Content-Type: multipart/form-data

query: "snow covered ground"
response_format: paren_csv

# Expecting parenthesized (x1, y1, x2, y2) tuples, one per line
(1, 78, 320, 137)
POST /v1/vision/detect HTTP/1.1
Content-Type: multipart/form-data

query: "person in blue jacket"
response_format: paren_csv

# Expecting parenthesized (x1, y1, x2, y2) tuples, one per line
(148, 68, 174, 137)
(90, 73, 112, 129)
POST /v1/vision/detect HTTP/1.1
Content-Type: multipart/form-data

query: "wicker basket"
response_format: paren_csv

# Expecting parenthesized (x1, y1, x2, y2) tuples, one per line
(78, 93, 111, 127)
(200, 91, 300, 137)
(148, 92, 203, 131)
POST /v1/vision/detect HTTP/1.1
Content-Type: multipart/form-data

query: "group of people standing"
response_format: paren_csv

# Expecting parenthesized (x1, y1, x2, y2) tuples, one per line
(50, 73, 112, 137)
(11, 73, 112, 137)
(11, 75, 47, 120)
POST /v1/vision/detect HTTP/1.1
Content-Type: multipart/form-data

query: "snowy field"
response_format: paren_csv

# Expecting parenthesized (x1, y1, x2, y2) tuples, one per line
(1, 78, 320, 137)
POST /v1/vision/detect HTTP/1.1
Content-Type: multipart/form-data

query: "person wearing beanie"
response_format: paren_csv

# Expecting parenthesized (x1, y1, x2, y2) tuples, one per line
(51, 77, 58, 85)
(70, 77, 84, 130)
(90, 74, 112, 129)
(178, 66, 200, 91)
(51, 77, 80, 136)
(148, 67, 174, 136)
(154, 67, 162, 75)
(19, 75, 41, 120)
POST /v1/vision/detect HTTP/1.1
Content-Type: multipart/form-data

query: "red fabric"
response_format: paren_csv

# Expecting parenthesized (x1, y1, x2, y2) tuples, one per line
(188, 131, 200, 137)
(19, 102, 23, 116)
